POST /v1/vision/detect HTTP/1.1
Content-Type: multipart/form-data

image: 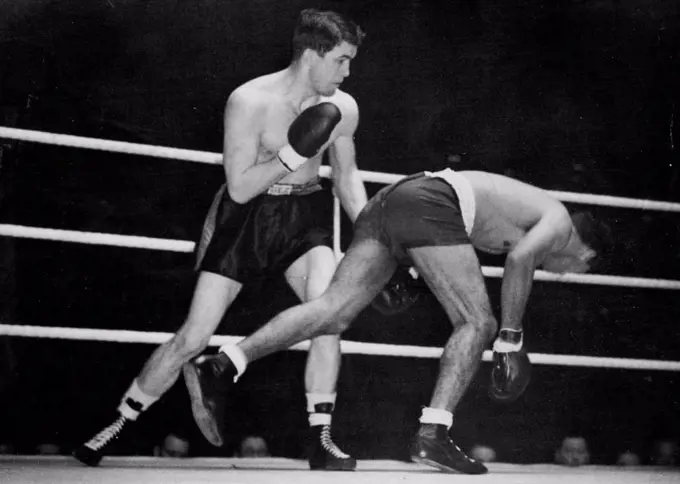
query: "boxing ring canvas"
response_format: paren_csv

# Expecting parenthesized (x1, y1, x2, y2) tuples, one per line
(3, 456, 679, 484)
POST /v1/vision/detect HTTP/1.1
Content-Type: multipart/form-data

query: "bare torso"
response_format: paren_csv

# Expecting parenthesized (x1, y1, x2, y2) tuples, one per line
(461, 171, 567, 254)
(238, 71, 356, 185)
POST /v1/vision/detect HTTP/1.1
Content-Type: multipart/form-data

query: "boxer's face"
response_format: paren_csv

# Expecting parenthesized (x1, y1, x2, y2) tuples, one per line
(308, 41, 357, 96)
(542, 229, 596, 274)
(542, 252, 592, 274)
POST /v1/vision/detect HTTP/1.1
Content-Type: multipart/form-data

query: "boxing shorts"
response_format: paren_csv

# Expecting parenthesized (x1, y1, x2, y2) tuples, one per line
(195, 178, 331, 284)
(353, 168, 476, 265)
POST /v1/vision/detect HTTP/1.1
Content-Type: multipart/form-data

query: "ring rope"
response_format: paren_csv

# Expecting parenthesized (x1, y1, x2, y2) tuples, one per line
(0, 324, 678, 371)
(0, 223, 194, 253)
(1, 126, 679, 372)
(3, 126, 680, 212)
(1, 223, 679, 289)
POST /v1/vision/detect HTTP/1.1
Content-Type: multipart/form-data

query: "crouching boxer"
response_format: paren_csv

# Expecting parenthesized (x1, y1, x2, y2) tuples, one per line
(184, 168, 612, 474)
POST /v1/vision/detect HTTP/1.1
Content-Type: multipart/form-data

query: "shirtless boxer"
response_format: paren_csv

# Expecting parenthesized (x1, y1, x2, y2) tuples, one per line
(73, 9, 367, 471)
(184, 168, 612, 474)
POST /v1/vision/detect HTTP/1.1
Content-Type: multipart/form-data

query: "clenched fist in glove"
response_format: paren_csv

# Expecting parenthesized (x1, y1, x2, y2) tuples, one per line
(488, 329, 532, 403)
(371, 266, 421, 316)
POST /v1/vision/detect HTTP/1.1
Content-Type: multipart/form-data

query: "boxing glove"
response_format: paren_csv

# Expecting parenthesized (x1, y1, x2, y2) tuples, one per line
(488, 329, 532, 403)
(278, 102, 342, 172)
(371, 266, 421, 316)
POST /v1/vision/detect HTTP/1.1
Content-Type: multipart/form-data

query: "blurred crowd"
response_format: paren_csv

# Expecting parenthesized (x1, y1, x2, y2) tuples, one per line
(1, 430, 677, 468)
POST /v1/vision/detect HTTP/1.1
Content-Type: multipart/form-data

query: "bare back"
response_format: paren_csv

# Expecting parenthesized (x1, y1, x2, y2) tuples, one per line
(235, 71, 357, 185)
(462, 171, 567, 255)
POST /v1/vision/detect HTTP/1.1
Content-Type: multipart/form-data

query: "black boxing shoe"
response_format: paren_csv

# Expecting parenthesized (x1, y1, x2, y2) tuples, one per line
(410, 423, 488, 474)
(73, 413, 132, 467)
(182, 352, 237, 447)
(308, 424, 356, 471)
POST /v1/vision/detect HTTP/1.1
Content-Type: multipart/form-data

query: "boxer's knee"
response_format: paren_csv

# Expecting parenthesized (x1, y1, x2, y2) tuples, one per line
(464, 311, 498, 344)
(311, 294, 353, 335)
(169, 323, 212, 360)
(479, 315, 498, 344)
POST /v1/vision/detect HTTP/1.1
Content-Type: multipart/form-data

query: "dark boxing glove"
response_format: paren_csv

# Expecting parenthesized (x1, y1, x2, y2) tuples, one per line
(489, 329, 532, 403)
(371, 266, 421, 316)
(278, 102, 342, 172)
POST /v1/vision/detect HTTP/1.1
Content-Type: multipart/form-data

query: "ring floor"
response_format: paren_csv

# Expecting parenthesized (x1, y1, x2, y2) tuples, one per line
(3, 456, 679, 484)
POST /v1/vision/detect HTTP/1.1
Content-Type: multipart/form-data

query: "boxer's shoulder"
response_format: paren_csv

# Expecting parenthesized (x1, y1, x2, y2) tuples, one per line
(321, 89, 357, 114)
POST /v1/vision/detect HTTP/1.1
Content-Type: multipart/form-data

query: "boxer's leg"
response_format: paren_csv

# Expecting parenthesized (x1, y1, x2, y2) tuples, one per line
(239, 237, 397, 360)
(284, 245, 353, 470)
(284, 246, 340, 401)
(183, 237, 397, 455)
(136, 272, 242, 397)
(407, 244, 495, 475)
(74, 273, 242, 464)
(409, 245, 497, 412)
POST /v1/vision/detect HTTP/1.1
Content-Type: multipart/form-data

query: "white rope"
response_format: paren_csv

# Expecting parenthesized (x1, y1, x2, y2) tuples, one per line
(0, 127, 221, 165)
(0, 224, 195, 253)
(1, 224, 679, 289)
(2, 127, 679, 372)
(0, 324, 678, 371)
(3, 126, 680, 212)
(481, 266, 680, 290)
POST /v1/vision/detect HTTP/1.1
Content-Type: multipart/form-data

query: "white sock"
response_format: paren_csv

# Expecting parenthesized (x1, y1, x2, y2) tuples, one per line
(117, 379, 160, 421)
(219, 344, 248, 379)
(306, 393, 337, 412)
(306, 393, 336, 426)
(419, 407, 453, 429)
(494, 330, 523, 352)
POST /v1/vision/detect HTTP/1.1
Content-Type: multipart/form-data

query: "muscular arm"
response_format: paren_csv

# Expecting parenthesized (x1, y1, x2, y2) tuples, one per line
(328, 98, 367, 221)
(223, 90, 289, 203)
(501, 208, 572, 331)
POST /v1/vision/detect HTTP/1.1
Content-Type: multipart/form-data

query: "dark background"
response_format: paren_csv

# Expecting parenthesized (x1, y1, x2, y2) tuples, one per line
(0, 0, 679, 464)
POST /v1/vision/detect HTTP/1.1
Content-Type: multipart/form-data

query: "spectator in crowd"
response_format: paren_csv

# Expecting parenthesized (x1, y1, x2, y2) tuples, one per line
(652, 439, 678, 467)
(0, 443, 15, 454)
(554, 436, 590, 467)
(36, 442, 62, 455)
(469, 444, 497, 463)
(616, 450, 641, 466)
(236, 435, 270, 458)
(153, 433, 190, 458)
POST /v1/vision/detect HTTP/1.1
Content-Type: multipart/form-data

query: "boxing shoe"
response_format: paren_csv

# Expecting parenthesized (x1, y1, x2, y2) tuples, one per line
(182, 352, 237, 447)
(307, 404, 356, 471)
(73, 413, 133, 466)
(410, 423, 488, 474)
(489, 329, 532, 403)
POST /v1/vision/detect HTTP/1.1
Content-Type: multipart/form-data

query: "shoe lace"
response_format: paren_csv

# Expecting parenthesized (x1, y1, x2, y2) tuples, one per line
(84, 416, 127, 451)
(320, 425, 350, 459)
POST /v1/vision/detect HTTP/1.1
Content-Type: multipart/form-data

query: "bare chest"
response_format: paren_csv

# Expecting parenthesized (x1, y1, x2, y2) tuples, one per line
(258, 104, 336, 167)
(471, 220, 525, 255)
(469, 197, 530, 254)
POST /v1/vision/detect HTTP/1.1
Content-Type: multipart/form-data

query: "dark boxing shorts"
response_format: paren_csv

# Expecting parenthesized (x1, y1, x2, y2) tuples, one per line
(353, 169, 475, 265)
(195, 178, 331, 284)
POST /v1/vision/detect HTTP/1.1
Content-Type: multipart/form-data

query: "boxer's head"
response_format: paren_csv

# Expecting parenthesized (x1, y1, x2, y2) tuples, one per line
(291, 9, 365, 95)
(542, 211, 613, 274)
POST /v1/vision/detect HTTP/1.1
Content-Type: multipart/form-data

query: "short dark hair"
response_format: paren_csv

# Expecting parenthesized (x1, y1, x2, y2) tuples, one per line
(291, 9, 365, 61)
(571, 211, 613, 269)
